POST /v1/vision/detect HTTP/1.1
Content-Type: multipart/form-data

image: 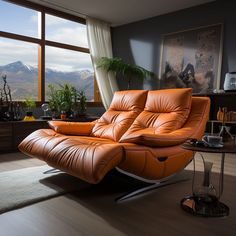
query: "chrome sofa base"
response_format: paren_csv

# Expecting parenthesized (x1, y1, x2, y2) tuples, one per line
(43, 168, 62, 174)
(43, 166, 190, 203)
(115, 168, 190, 203)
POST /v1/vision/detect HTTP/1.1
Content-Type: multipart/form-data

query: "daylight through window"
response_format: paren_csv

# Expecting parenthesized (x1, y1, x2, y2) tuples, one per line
(0, 0, 96, 102)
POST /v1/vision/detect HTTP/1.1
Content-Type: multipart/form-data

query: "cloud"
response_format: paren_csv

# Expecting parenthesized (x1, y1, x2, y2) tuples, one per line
(45, 14, 69, 26)
(31, 13, 67, 26)
(46, 26, 88, 47)
(0, 38, 93, 72)
(0, 38, 37, 66)
(31, 13, 88, 47)
(45, 46, 93, 71)
(30, 13, 38, 23)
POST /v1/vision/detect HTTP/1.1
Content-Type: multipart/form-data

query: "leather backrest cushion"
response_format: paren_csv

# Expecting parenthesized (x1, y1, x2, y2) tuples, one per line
(120, 88, 192, 143)
(183, 96, 210, 140)
(92, 90, 148, 142)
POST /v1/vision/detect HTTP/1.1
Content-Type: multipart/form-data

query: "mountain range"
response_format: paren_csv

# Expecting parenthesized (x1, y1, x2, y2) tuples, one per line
(0, 61, 94, 101)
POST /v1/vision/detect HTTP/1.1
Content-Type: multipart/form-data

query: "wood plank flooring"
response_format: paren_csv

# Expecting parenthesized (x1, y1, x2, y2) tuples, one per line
(185, 152, 236, 176)
(0, 152, 236, 236)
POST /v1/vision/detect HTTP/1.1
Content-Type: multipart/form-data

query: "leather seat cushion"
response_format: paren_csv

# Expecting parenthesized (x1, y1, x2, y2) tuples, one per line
(18, 129, 123, 184)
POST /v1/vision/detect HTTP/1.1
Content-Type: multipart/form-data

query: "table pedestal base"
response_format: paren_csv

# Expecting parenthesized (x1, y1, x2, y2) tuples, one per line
(181, 196, 229, 217)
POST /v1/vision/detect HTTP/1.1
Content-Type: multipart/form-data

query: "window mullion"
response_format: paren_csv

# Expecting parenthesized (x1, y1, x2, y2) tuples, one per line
(38, 11, 45, 102)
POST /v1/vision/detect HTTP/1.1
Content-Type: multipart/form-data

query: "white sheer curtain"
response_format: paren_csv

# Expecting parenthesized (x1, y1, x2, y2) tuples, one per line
(86, 17, 118, 110)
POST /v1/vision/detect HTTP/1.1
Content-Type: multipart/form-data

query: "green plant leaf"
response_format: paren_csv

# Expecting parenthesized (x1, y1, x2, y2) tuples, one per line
(97, 57, 155, 82)
(24, 97, 36, 110)
(47, 83, 87, 116)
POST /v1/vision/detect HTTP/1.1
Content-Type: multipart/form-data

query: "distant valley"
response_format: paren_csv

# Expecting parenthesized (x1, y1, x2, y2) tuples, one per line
(0, 61, 94, 101)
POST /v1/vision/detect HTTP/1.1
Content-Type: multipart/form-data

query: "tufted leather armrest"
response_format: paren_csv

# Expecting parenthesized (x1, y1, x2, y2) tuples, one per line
(48, 121, 95, 136)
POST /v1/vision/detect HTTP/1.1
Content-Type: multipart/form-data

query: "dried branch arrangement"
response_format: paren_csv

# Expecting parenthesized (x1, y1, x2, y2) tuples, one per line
(0, 74, 15, 121)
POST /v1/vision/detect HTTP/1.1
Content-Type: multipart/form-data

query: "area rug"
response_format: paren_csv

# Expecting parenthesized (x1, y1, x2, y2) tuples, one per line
(0, 165, 88, 214)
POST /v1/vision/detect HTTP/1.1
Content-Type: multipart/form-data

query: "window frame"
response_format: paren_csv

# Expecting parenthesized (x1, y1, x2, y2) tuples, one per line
(0, 0, 102, 107)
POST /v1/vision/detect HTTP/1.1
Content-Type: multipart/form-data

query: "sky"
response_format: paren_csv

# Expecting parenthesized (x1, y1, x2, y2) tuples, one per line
(0, 0, 93, 72)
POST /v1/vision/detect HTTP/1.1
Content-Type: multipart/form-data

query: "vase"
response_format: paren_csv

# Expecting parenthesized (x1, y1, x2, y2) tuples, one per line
(193, 161, 217, 203)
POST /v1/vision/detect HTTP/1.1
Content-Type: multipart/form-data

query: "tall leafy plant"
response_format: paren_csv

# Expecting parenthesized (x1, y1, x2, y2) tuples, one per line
(48, 84, 60, 113)
(97, 57, 155, 89)
(48, 84, 78, 116)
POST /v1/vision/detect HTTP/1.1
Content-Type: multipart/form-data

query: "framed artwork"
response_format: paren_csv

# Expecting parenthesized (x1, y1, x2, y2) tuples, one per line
(159, 24, 223, 94)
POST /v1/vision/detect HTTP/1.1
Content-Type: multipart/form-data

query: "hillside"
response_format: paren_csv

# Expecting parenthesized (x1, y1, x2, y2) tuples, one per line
(0, 61, 94, 101)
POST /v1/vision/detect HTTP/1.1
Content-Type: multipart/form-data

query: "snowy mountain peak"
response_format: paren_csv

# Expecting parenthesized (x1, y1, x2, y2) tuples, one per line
(0, 61, 94, 101)
(1, 61, 35, 73)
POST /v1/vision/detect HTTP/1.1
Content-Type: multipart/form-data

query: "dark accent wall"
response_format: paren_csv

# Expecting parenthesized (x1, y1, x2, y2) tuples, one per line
(111, 0, 236, 91)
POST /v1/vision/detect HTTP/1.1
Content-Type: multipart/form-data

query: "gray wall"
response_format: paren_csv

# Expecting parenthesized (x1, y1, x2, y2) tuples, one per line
(112, 0, 236, 90)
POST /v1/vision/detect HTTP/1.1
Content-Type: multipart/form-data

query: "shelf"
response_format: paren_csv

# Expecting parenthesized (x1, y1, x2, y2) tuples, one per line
(209, 120, 236, 124)
(193, 92, 236, 96)
(208, 120, 236, 135)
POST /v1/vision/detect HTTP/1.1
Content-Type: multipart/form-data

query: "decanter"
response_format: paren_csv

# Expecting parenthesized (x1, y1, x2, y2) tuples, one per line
(193, 161, 217, 203)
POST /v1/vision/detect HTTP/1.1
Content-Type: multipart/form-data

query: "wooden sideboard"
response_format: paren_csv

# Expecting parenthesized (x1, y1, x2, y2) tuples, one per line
(0, 120, 48, 153)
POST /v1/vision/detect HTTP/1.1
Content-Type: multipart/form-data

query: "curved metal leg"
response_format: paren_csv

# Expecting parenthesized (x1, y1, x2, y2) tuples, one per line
(192, 151, 196, 194)
(43, 168, 62, 174)
(116, 177, 190, 203)
(219, 152, 225, 199)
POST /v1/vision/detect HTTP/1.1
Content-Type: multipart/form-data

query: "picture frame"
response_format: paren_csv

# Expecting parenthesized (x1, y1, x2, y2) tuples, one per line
(159, 23, 223, 94)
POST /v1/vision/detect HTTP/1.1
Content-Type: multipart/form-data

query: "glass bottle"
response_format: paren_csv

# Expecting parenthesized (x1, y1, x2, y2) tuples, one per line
(193, 161, 217, 203)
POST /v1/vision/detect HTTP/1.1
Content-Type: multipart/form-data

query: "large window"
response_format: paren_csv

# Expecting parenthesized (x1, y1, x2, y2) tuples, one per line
(0, 0, 97, 103)
(45, 46, 94, 101)
(0, 37, 38, 100)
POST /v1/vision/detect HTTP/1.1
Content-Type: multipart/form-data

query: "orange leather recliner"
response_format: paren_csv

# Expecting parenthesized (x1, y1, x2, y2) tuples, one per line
(19, 88, 210, 189)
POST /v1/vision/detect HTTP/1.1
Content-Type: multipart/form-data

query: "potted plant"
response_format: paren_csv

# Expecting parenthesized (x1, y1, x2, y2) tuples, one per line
(97, 57, 155, 89)
(23, 97, 36, 121)
(47, 83, 86, 119)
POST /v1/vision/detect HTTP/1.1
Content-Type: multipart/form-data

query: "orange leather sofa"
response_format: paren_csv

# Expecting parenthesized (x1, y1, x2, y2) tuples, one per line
(19, 88, 210, 186)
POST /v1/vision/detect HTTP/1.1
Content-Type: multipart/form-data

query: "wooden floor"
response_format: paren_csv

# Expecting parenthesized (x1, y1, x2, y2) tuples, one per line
(0, 152, 236, 236)
(185, 152, 236, 177)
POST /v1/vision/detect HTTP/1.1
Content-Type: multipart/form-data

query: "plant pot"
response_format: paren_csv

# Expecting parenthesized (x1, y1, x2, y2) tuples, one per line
(23, 111, 35, 121)
(26, 111, 33, 116)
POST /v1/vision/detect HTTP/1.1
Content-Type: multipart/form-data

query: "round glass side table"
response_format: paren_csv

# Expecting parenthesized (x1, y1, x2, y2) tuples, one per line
(181, 142, 236, 217)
